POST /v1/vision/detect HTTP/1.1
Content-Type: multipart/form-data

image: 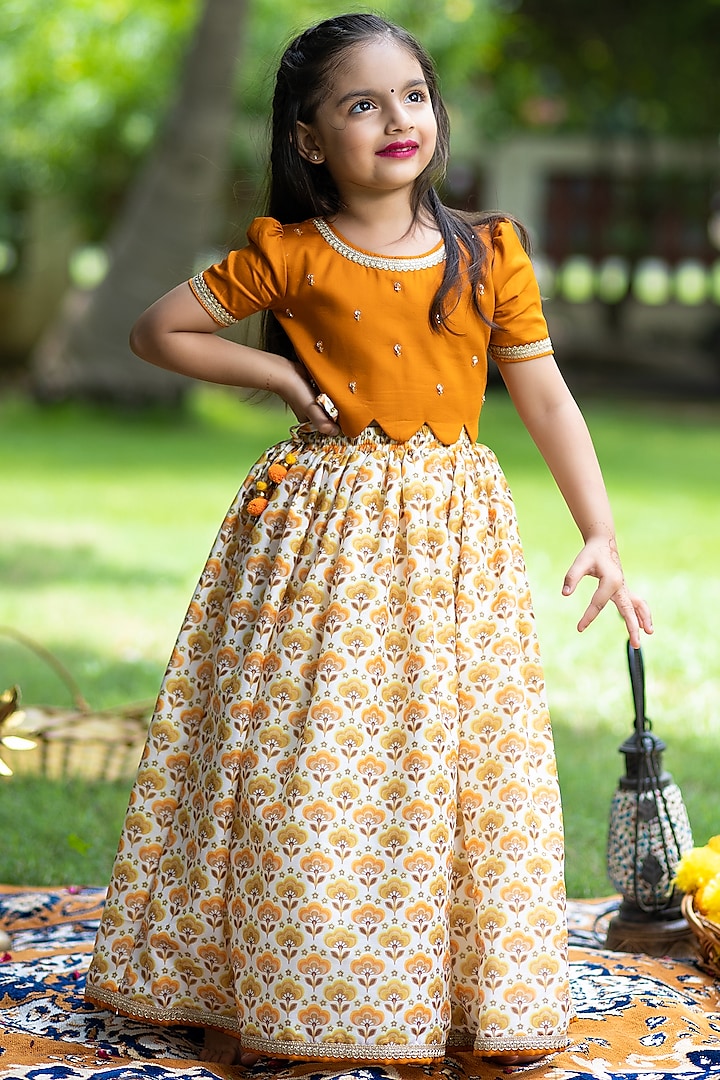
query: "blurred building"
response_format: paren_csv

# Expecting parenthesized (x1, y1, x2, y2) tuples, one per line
(449, 134, 720, 393)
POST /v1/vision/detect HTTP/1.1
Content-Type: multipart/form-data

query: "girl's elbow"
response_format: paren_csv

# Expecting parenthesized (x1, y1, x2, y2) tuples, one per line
(129, 314, 159, 362)
(128, 322, 144, 358)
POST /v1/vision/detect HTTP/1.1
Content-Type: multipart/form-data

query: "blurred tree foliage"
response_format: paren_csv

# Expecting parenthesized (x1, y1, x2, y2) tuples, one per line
(2, 0, 718, 243)
(499, 0, 720, 137)
(0, 0, 196, 239)
(1, 0, 513, 240)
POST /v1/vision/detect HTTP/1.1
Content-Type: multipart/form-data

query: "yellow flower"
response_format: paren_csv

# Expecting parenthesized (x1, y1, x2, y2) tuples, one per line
(695, 873, 720, 921)
(675, 845, 720, 894)
(707, 835, 720, 855)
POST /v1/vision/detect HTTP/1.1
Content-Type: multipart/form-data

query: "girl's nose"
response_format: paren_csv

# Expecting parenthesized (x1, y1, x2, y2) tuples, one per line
(386, 102, 413, 132)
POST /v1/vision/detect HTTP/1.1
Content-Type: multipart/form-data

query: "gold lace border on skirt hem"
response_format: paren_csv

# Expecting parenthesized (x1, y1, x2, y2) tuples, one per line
(85, 985, 569, 1062)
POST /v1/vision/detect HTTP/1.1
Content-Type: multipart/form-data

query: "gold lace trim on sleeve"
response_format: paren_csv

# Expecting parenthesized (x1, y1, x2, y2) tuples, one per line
(488, 337, 553, 361)
(189, 273, 238, 326)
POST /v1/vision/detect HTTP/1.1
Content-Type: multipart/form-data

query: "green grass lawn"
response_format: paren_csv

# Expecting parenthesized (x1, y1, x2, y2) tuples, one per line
(0, 388, 718, 896)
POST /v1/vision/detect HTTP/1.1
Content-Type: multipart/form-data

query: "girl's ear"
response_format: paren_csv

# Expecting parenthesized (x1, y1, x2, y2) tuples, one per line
(296, 122, 325, 164)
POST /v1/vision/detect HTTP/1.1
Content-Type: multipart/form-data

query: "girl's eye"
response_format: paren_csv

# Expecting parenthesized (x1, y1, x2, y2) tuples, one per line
(407, 90, 426, 103)
(349, 99, 374, 114)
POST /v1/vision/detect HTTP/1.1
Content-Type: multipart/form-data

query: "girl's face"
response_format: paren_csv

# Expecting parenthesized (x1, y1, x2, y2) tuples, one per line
(296, 37, 438, 206)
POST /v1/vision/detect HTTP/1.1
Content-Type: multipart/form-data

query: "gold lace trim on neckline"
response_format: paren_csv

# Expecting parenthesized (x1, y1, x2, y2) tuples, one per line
(313, 218, 446, 272)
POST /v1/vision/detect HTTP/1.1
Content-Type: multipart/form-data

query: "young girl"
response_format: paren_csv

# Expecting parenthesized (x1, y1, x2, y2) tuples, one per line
(85, 12, 652, 1068)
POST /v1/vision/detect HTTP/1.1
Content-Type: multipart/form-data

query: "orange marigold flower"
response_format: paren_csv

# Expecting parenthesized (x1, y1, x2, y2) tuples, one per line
(247, 497, 269, 516)
(268, 463, 288, 483)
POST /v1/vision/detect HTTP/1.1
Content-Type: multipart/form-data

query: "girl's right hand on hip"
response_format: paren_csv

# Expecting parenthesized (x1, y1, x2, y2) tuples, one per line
(282, 361, 340, 434)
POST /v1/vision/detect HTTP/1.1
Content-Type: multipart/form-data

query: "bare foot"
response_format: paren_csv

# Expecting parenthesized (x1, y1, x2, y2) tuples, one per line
(482, 1050, 549, 1065)
(239, 1051, 263, 1067)
(200, 1028, 262, 1066)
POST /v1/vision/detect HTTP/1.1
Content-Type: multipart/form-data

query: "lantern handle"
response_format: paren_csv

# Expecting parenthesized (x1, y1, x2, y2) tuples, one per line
(627, 641, 648, 735)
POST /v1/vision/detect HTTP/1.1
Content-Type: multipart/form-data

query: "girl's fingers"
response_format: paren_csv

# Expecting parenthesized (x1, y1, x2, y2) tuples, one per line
(563, 545, 653, 644)
(576, 585, 653, 647)
(575, 579, 615, 634)
(562, 544, 623, 597)
(563, 549, 622, 602)
(304, 400, 340, 434)
(628, 592, 654, 636)
(609, 586, 643, 648)
(286, 385, 340, 433)
(561, 553, 588, 597)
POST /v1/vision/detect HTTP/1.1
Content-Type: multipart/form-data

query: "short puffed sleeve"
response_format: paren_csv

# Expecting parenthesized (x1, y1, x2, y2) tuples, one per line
(188, 217, 288, 326)
(488, 220, 553, 363)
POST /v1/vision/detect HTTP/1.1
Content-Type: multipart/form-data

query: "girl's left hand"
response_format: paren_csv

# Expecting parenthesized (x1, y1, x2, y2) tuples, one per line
(562, 535, 653, 648)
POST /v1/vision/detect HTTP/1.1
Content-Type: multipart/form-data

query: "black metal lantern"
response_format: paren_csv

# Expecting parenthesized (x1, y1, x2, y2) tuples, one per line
(605, 642, 695, 956)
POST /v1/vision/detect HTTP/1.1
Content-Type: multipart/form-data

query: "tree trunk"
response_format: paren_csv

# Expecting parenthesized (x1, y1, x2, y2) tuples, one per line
(31, 0, 249, 406)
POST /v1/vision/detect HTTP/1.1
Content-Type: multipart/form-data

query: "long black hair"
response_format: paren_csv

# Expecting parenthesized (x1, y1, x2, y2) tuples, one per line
(261, 13, 527, 357)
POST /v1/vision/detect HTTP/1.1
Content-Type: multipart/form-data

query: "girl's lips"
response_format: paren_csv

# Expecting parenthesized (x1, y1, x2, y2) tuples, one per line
(376, 141, 419, 158)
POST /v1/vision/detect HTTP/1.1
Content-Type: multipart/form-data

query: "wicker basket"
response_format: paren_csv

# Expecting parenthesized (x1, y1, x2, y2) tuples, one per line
(682, 892, 720, 977)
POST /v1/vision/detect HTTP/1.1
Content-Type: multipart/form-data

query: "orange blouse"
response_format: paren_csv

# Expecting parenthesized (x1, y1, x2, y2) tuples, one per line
(189, 216, 552, 444)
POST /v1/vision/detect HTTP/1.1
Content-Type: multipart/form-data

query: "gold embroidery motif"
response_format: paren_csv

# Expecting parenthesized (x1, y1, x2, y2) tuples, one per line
(489, 337, 553, 360)
(189, 273, 238, 327)
(313, 219, 445, 272)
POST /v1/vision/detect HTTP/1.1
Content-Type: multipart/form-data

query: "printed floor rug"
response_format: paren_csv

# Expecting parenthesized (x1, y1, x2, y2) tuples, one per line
(1, 886, 719, 1080)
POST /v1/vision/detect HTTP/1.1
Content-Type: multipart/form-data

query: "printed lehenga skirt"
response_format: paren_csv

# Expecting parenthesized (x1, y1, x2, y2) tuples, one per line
(85, 423, 572, 1062)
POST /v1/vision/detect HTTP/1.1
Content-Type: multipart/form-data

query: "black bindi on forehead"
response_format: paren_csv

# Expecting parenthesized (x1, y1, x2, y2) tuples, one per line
(390, 88, 395, 93)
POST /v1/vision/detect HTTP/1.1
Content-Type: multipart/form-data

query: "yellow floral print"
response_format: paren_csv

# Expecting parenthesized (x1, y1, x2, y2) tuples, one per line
(85, 424, 571, 1062)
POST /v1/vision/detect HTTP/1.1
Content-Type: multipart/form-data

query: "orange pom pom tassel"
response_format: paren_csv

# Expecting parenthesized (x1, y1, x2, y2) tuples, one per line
(268, 463, 288, 484)
(247, 496, 269, 517)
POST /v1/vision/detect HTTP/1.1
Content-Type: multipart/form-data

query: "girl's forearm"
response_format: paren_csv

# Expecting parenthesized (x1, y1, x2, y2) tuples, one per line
(128, 284, 339, 434)
(524, 397, 617, 541)
(128, 282, 296, 395)
(132, 326, 295, 395)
